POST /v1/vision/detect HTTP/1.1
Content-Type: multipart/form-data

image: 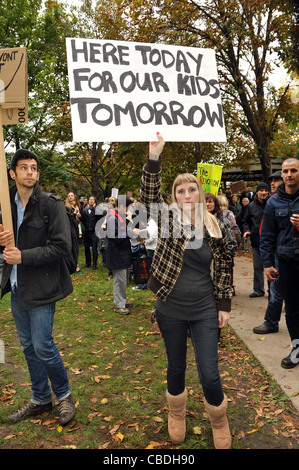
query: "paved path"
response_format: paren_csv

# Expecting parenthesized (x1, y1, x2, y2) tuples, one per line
(229, 254, 299, 411)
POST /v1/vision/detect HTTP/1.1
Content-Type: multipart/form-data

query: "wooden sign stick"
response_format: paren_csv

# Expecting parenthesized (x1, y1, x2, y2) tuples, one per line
(0, 109, 15, 247)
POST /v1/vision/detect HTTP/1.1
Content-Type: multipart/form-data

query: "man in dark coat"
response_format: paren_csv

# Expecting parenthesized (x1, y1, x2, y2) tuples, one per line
(81, 195, 100, 269)
(0, 149, 75, 425)
(242, 182, 269, 297)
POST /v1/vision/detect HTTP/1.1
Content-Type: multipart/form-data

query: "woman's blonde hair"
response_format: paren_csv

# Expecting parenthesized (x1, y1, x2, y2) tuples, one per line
(109, 196, 117, 206)
(171, 173, 222, 238)
(217, 195, 229, 212)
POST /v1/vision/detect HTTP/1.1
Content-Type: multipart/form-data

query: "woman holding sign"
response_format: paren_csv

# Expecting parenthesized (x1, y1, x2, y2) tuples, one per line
(140, 133, 233, 449)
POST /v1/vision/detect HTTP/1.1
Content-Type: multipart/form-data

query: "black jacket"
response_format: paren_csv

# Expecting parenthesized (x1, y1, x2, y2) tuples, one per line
(0, 183, 73, 310)
(105, 209, 132, 271)
(242, 195, 268, 248)
(81, 205, 99, 232)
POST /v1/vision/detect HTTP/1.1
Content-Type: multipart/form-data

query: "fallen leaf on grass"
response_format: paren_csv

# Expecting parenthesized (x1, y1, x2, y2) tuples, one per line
(102, 415, 113, 421)
(146, 441, 166, 449)
(70, 368, 83, 375)
(127, 423, 139, 432)
(153, 416, 164, 423)
(43, 419, 58, 426)
(98, 441, 110, 449)
(260, 384, 269, 391)
(94, 375, 111, 383)
(88, 412, 102, 421)
(193, 426, 202, 436)
(110, 430, 125, 444)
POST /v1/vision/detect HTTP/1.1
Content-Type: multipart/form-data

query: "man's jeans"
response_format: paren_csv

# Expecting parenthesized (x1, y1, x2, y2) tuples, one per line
(11, 291, 70, 404)
(252, 246, 265, 295)
(278, 257, 299, 342)
(264, 275, 283, 329)
(156, 311, 224, 406)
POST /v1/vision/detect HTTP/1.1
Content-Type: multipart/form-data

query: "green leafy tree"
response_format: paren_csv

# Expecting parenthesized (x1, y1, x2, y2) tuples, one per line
(120, 0, 297, 181)
(1, 0, 73, 189)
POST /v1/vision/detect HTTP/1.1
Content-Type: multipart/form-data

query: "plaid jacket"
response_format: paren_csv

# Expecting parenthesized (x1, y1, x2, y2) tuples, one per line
(140, 156, 233, 312)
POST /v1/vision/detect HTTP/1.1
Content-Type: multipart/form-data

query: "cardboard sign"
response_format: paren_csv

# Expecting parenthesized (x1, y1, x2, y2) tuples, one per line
(0, 47, 28, 124)
(66, 38, 226, 143)
(0, 47, 27, 107)
(197, 163, 223, 196)
(0, 47, 28, 246)
(229, 180, 247, 194)
(1, 105, 28, 125)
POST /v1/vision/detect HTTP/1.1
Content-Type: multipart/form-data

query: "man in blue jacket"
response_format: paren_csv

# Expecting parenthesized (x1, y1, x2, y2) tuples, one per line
(0, 149, 75, 424)
(253, 170, 283, 334)
(260, 158, 299, 368)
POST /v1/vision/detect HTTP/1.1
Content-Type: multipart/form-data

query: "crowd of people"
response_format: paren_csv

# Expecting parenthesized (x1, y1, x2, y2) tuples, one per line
(0, 139, 298, 450)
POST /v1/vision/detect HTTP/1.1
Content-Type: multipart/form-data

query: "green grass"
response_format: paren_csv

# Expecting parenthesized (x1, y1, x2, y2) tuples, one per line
(0, 247, 299, 450)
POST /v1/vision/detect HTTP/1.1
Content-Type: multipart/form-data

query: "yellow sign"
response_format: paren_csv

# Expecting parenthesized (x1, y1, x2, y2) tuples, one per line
(197, 163, 223, 195)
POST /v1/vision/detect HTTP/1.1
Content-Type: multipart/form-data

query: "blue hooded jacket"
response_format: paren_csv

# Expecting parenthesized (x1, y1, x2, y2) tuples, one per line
(260, 183, 299, 268)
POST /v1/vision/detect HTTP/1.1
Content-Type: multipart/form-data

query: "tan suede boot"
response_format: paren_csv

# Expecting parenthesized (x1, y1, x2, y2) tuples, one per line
(166, 389, 187, 444)
(204, 394, 232, 449)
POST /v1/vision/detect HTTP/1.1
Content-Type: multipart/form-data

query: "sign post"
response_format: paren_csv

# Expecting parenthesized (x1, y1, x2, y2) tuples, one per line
(0, 47, 28, 247)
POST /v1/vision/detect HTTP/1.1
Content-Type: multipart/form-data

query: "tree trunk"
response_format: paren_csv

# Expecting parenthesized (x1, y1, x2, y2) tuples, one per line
(257, 135, 272, 183)
(90, 142, 102, 200)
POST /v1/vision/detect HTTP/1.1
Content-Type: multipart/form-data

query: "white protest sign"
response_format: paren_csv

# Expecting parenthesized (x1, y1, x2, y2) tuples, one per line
(66, 38, 226, 143)
(111, 188, 118, 198)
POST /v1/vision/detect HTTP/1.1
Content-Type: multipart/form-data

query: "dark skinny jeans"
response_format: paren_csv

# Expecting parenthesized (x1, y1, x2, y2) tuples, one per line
(156, 310, 224, 406)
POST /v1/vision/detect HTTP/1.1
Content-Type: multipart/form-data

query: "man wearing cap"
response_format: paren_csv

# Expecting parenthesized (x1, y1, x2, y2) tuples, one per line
(260, 158, 299, 368)
(0, 149, 75, 424)
(105, 196, 134, 314)
(253, 170, 283, 334)
(242, 182, 270, 297)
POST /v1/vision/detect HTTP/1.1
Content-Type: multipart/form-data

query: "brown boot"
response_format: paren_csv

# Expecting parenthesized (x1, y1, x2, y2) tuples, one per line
(204, 394, 231, 449)
(166, 388, 187, 444)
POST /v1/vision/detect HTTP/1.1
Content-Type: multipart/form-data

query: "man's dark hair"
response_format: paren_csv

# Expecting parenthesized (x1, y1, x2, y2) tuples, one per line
(10, 149, 39, 172)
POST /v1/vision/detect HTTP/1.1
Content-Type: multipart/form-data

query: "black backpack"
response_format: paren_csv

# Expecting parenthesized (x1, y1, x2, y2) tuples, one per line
(38, 193, 79, 275)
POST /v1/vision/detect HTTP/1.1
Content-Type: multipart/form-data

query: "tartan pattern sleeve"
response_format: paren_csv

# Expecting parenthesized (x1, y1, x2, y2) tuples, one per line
(207, 223, 234, 306)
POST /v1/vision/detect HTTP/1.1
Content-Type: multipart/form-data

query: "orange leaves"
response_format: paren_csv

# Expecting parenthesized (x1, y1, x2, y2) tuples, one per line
(0, 383, 16, 402)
